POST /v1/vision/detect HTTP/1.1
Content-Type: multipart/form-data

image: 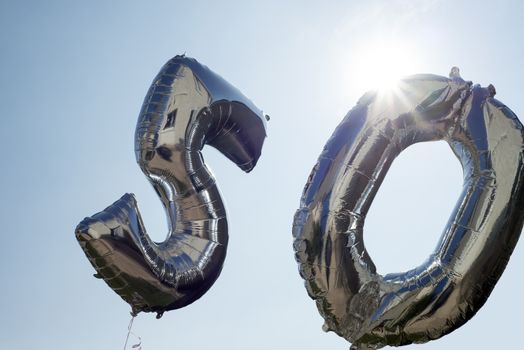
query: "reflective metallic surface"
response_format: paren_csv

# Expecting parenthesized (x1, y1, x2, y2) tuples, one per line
(76, 56, 267, 316)
(292, 69, 524, 349)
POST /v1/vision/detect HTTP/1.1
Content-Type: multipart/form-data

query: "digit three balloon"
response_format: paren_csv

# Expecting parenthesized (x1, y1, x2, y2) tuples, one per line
(76, 56, 267, 317)
(293, 69, 524, 349)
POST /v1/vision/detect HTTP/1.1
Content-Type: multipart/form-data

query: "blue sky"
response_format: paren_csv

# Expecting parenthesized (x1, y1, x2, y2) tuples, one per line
(1, 0, 523, 349)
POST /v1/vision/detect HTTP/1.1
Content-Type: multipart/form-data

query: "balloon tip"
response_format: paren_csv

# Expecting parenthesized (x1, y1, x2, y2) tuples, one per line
(449, 66, 461, 79)
(488, 84, 496, 97)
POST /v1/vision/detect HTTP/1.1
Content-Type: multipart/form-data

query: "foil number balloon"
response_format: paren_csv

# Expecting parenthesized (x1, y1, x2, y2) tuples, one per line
(76, 56, 267, 317)
(293, 69, 524, 349)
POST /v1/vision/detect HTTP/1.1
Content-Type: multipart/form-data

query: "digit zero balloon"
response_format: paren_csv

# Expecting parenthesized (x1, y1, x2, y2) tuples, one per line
(292, 68, 524, 349)
(76, 55, 267, 317)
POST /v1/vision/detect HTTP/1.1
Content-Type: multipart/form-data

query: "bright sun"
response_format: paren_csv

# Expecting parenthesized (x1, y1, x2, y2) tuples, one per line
(349, 41, 422, 92)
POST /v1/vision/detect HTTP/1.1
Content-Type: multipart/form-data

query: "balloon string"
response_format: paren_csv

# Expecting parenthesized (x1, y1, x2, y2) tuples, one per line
(124, 315, 142, 350)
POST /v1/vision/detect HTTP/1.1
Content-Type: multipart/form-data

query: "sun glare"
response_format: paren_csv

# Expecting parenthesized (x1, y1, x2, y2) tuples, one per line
(349, 41, 421, 93)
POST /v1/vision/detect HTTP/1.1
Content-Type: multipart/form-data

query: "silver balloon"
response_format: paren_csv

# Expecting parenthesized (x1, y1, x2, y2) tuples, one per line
(292, 68, 524, 349)
(76, 55, 267, 317)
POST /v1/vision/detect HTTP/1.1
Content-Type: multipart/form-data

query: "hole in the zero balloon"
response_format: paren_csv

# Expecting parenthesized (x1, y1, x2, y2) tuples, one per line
(363, 141, 463, 275)
(164, 109, 177, 129)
